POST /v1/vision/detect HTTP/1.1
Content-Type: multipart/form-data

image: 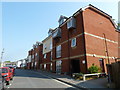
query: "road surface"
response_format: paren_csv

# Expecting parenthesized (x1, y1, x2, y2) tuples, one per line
(7, 69, 80, 90)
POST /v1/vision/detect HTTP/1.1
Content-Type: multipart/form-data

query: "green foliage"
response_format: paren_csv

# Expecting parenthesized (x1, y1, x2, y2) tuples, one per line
(4, 61, 11, 63)
(88, 63, 102, 73)
(118, 23, 120, 30)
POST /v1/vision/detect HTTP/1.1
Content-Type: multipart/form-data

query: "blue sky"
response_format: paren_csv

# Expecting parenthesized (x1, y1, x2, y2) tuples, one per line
(2, 2, 118, 62)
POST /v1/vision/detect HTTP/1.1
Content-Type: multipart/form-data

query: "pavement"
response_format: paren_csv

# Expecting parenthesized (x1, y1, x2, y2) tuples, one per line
(33, 70, 112, 90)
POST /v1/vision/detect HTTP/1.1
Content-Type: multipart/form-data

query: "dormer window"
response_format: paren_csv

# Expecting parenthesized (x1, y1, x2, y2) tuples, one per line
(48, 28, 54, 36)
(58, 15, 68, 25)
(52, 28, 61, 39)
(59, 19, 64, 25)
(67, 17, 76, 29)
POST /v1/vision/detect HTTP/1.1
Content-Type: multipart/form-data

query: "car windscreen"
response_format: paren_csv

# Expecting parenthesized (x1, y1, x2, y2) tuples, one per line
(2, 68, 8, 73)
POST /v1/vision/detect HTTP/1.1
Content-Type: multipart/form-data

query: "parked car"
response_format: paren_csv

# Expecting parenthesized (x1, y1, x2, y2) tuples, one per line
(8, 66, 15, 76)
(0, 68, 6, 90)
(1, 67, 13, 85)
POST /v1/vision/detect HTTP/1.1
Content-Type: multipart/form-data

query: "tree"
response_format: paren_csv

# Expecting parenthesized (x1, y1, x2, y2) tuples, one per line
(4, 61, 11, 63)
(118, 23, 120, 30)
(88, 63, 102, 73)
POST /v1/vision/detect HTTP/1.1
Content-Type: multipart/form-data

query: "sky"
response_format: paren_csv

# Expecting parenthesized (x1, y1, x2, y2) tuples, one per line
(1, 1, 119, 62)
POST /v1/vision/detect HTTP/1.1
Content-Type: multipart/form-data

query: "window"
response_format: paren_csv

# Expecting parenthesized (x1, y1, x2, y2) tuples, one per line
(44, 44, 47, 49)
(35, 62, 37, 66)
(40, 64, 42, 69)
(56, 45, 61, 58)
(52, 28, 61, 38)
(59, 19, 64, 25)
(44, 54, 47, 59)
(50, 63, 52, 71)
(71, 38, 76, 47)
(56, 60, 62, 74)
(35, 53, 38, 56)
(44, 64, 46, 69)
(29, 55, 31, 62)
(67, 17, 76, 29)
(32, 55, 34, 59)
(50, 42, 52, 50)
(32, 63, 33, 67)
(50, 52, 52, 60)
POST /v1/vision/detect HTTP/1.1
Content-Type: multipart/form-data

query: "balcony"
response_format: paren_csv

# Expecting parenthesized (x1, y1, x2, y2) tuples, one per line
(52, 28, 61, 39)
(67, 17, 76, 30)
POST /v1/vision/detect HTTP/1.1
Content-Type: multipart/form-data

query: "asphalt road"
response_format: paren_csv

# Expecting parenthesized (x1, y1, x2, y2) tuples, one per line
(7, 69, 80, 90)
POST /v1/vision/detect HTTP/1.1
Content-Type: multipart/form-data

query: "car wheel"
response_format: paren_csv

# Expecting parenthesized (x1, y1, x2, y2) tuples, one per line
(6, 81, 9, 85)
(10, 77, 13, 80)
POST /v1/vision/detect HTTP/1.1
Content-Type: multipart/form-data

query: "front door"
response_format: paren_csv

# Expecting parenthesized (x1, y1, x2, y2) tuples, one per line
(71, 60, 80, 73)
(99, 59, 105, 72)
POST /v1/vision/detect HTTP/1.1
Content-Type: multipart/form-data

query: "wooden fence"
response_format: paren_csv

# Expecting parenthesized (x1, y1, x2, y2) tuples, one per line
(106, 61, 120, 88)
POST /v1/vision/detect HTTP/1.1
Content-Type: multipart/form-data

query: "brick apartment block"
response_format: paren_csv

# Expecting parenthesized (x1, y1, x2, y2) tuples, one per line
(27, 42, 43, 70)
(26, 4, 119, 75)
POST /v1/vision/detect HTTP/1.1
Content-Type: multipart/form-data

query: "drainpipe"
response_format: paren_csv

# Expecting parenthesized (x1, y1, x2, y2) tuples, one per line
(68, 27, 72, 76)
(81, 11, 88, 73)
(103, 33, 110, 64)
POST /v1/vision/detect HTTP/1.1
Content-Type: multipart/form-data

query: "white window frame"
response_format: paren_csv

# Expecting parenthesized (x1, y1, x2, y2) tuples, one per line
(67, 19, 72, 29)
(44, 64, 46, 70)
(67, 17, 76, 29)
(59, 19, 64, 25)
(50, 63, 52, 71)
(50, 52, 52, 60)
(44, 44, 47, 50)
(71, 38, 76, 47)
(56, 45, 61, 58)
(35, 53, 38, 56)
(35, 62, 37, 66)
(32, 55, 34, 59)
(50, 42, 52, 50)
(56, 60, 62, 74)
(44, 54, 47, 59)
(40, 64, 42, 69)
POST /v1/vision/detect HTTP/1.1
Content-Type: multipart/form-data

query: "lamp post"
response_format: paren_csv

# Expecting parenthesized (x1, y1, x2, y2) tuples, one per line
(0, 48, 4, 67)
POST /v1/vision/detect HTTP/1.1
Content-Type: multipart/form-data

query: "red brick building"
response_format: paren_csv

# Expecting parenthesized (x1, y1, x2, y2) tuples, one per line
(27, 42, 43, 70)
(51, 4, 119, 74)
(40, 30, 53, 71)
(26, 4, 119, 75)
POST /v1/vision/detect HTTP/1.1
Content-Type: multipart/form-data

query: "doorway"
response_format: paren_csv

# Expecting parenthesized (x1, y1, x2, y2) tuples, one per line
(99, 58, 105, 72)
(71, 60, 80, 73)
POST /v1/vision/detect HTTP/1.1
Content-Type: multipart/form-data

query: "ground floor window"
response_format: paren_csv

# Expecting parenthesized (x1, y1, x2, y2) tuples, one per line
(50, 63, 52, 71)
(32, 62, 33, 67)
(35, 62, 37, 66)
(44, 64, 46, 70)
(40, 64, 42, 69)
(56, 60, 62, 74)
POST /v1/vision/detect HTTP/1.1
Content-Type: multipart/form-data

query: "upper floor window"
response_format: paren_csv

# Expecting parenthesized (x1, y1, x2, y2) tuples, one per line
(50, 42, 52, 50)
(56, 45, 61, 58)
(44, 44, 47, 50)
(35, 53, 38, 56)
(52, 28, 61, 39)
(44, 54, 47, 59)
(67, 17, 76, 29)
(58, 15, 67, 25)
(59, 19, 64, 25)
(71, 38, 76, 47)
(32, 55, 34, 59)
(44, 64, 46, 69)
(50, 52, 52, 60)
